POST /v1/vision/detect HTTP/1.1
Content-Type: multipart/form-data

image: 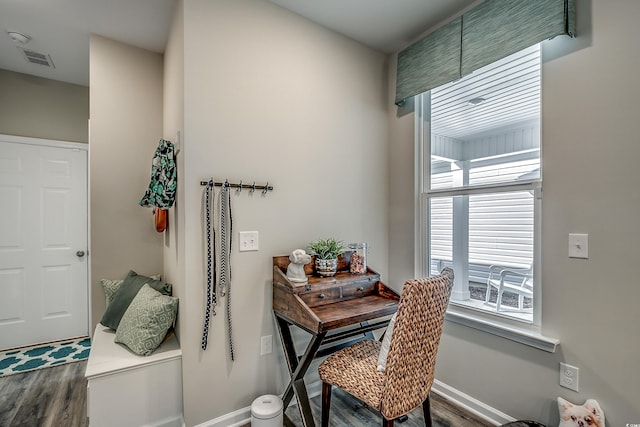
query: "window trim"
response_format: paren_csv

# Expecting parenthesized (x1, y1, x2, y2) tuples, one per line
(445, 306, 559, 353)
(414, 92, 558, 352)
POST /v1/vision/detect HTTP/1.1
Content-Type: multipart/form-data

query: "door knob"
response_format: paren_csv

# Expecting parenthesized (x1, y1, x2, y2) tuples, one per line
(76, 250, 85, 258)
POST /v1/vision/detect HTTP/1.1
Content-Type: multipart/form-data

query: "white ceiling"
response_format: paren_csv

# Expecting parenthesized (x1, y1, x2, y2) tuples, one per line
(0, 0, 175, 86)
(0, 0, 479, 87)
(270, 0, 479, 54)
(431, 44, 541, 140)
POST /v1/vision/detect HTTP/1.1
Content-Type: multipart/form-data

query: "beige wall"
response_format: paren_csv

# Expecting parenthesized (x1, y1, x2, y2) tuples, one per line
(89, 35, 164, 329)
(179, 0, 388, 424)
(0, 69, 88, 143)
(162, 0, 185, 341)
(388, 1, 640, 425)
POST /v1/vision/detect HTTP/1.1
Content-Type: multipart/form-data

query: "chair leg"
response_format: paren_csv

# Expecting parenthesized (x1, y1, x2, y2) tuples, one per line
(382, 417, 394, 427)
(422, 394, 433, 427)
(321, 382, 332, 427)
(496, 282, 505, 311)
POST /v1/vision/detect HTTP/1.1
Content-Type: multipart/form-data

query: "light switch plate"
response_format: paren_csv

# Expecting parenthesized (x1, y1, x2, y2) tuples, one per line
(569, 233, 588, 259)
(239, 231, 259, 252)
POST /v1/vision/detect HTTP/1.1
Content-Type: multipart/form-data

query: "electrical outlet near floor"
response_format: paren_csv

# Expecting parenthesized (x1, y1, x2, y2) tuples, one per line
(560, 362, 579, 392)
(260, 335, 272, 355)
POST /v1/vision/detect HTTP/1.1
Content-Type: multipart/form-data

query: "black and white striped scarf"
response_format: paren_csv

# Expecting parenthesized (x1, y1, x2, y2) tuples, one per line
(219, 182, 234, 360)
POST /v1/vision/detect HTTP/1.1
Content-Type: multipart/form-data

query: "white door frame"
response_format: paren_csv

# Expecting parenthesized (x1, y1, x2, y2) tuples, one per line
(0, 133, 91, 342)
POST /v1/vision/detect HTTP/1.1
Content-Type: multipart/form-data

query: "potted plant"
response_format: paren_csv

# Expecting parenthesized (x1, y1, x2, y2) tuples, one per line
(307, 238, 345, 277)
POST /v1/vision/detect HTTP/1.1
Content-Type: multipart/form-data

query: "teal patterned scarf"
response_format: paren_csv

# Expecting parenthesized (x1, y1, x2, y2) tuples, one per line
(139, 139, 177, 208)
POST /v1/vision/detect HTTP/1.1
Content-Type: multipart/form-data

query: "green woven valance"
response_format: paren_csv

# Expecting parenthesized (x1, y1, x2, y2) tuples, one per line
(395, 18, 462, 108)
(395, 0, 575, 106)
(461, 0, 576, 75)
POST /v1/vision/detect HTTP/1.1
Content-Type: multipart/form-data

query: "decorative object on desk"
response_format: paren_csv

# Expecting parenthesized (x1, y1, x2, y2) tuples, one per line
(558, 397, 605, 427)
(308, 238, 345, 277)
(348, 242, 368, 274)
(286, 249, 312, 283)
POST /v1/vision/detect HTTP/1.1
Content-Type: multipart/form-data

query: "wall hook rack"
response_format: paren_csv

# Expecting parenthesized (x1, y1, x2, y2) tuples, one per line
(200, 179, 274, 193)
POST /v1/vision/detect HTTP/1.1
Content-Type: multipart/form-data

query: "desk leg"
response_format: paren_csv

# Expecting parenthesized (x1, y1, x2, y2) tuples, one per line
(276, 316, 299, 375)
(291, 332, 325, 427)
(294, 377, 313, 426)
(275, 316, 325, 427)
(361, 321, 375, 340)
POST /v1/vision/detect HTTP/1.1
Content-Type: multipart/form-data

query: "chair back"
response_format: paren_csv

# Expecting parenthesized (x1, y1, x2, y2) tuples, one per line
(379, 268, 454, 420)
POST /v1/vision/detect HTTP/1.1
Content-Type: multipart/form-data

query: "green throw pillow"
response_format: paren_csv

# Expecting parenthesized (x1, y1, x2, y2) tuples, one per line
(100, 270, 172, 330)
(100, 274, 161, 306)
(115, 284, 178, 356)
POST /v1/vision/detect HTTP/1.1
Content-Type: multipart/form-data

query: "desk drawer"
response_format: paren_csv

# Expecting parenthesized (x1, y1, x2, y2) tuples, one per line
(300, 287, 342, 307)
(342, 281, 376, 299)
(300, 279, 378, 308)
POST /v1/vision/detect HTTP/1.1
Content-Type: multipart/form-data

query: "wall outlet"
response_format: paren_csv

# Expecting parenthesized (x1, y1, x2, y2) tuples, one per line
(560, 362, 579, 392)
(260, 335, 272, 355)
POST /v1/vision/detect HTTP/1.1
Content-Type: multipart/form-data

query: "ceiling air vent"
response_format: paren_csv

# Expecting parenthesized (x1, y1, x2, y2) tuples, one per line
(17, 47, 55, 68)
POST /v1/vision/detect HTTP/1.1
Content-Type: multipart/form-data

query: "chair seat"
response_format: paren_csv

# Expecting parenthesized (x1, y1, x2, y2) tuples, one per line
(318, 339, 385, 411)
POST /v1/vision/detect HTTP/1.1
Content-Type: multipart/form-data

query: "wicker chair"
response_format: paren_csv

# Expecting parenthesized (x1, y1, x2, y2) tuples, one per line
(318, 268, 454, 427)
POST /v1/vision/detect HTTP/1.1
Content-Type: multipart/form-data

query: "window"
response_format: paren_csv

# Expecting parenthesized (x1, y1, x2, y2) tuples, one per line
(419, 44, 541, 325)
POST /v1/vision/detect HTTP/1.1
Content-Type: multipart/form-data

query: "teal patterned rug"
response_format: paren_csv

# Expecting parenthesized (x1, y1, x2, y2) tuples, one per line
(0, 337, 91, 377)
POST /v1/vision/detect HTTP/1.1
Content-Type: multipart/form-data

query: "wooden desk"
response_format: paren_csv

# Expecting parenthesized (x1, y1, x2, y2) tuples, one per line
(272, 255, 399, 427)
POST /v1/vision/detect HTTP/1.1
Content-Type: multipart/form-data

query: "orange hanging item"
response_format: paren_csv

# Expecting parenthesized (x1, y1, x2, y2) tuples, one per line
(154, 208, 168, 232)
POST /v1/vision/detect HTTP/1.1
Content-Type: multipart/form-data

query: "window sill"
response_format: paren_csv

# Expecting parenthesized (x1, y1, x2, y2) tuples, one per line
(445, 307, 559, 353)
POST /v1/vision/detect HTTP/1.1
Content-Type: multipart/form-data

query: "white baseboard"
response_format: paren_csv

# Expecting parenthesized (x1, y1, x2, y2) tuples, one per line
(194, 379, 516, 427)
(431, 379, 516, 426)
(193, 405, 251, 427)
(152, 416, 185, 427)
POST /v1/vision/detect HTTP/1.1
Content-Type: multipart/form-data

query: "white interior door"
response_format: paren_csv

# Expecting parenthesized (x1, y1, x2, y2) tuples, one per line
(0, 136, 88, 350)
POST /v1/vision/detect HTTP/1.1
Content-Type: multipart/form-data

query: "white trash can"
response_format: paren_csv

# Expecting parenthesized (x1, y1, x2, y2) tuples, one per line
(251, 394, 283, 426)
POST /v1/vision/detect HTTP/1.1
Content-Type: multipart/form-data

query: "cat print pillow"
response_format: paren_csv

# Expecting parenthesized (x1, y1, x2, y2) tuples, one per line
(558, 397, 605, 427)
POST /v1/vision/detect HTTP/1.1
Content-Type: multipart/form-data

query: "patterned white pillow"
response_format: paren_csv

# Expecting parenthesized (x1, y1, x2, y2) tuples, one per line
(376, 312, 397, 372)
(100, 279, 124, 306)
(115, 284, 178, 356)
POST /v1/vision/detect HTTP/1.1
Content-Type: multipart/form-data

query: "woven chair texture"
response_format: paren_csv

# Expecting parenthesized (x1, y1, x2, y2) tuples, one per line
(318, 268, 454, 422)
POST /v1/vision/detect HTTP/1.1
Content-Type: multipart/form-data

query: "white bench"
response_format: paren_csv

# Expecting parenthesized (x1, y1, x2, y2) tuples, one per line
(85, 324, 183, 427)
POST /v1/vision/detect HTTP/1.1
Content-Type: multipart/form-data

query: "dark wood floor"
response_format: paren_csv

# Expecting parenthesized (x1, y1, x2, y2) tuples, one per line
(283, 387, 494, 427)
(1, 361, 492, 427)
(0, 360, 88, 427)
